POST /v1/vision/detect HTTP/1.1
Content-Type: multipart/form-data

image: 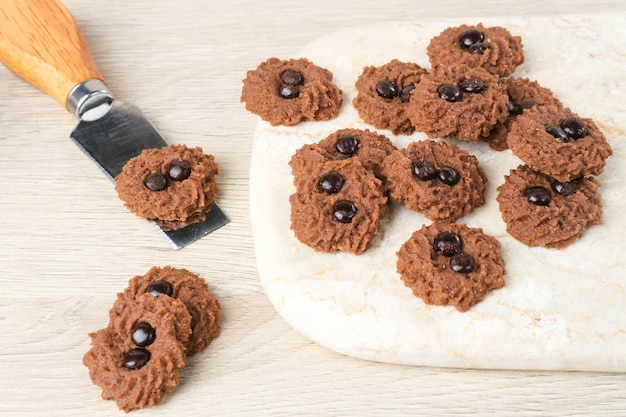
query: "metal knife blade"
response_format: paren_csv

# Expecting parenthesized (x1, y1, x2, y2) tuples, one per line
(70, 102, 229, 249)
(0, 0, 228, 249)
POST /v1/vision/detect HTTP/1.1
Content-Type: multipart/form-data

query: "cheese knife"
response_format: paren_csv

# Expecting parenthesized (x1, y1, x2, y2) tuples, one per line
(0, 0, 228, 249)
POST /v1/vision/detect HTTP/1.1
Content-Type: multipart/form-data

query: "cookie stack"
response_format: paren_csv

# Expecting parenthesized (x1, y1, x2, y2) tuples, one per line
(288, 128, 392, 255)
(83, 266, 221, 412)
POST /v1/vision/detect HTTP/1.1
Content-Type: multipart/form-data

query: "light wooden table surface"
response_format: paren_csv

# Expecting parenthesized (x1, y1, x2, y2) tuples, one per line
(1, 1, 625, 415)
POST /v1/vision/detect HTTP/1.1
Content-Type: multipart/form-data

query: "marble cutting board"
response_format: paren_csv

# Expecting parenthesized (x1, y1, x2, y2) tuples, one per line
(249, 15, 626, 372)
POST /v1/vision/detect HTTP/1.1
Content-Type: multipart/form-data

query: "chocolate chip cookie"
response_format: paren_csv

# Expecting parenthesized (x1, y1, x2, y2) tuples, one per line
(497, 164, 603, 248)
(507, 107, 612, 182)
(289, 128, 396, 181)
(124, 266, 222, 356)
(483, 77, 563, 151)
(114, 144, 220, 231)
(241, 57, 343, 125)
(408, 64, 509, 142)
(397, 222, 506, 312)
(83, 293, 191, 412)
(381, 139, 487, 221)
(352, 59, 428, 135)
(427, 23, 524, 77)
(290, 157, 388, 255)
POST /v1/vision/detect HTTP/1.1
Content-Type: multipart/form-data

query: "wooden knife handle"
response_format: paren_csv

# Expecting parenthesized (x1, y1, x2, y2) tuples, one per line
(0, 0, 105, 111)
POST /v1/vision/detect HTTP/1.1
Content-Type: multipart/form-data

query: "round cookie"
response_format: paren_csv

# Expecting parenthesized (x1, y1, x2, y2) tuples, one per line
(289, 128, 396, 181)
(83, 293, 191, 412)
(507, 106, 612, 182)
(352, 59, 428, 135)
(381, 139, 487, 222)
(241, 57, 343, 126)
(427, 23, 524, 77)
(483, 77, 563, 151)
(408, 64, 509, 142)
(496, 164, 603, 248)
(124, 266, 222, 356)
(114, 144, 219, 231)
(290, 158, 388, 255)
(397, 222, 506, 312)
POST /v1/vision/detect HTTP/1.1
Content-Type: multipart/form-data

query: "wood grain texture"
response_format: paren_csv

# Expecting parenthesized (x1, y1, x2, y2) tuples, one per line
(1, 0, 626, 415)
(0, 0, 104, 110)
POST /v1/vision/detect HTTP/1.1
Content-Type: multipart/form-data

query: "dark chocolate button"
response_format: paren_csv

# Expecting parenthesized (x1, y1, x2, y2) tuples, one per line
(547, 126, 569, 143)
(561, 117, 588, 139)
(468, 42, 489, 54)
(122, 348, 151, 370)
(280, 69, 304, 86)
(411, 159, 437, 181)
(279, 84, 299, 99)
(335, 135, 360, 156)
(144, 173, 169, 191)
(450, 253, 475, 274)
(552, 178, 581, 197)
(525, 186, 552, 206)
(508, 100, 535, 115)
(318, 171, 344, 194)
(376, 80, 398, 99)
(437, 166, 460, 186)
(332, 200, 357, 223)
(400, 84, 415, 103)
(131, 322, 156, 347)
(168, 159, 192, 181)
(434, 231, 463, 257)
(459, 77, 486, 94)
(145, 280, 173, 297)
(459, 29, 484, 49)
(437, 84, 462, 102)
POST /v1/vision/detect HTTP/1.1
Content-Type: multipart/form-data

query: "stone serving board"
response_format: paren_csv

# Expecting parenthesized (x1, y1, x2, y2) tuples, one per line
(249, 15, 626, 372)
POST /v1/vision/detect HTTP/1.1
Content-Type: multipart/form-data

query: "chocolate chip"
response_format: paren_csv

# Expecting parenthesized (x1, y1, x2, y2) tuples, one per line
(508, 100, 535, 115)
(546, 126, 569, 143)
(437, 166, 460, 186)
(376, 80, 398, 99)
(459, 29, 484, 49)
(434, 231, 463, 257)
(131, 322, 156, 347)
(459, 77, 486, 94)
(400, 85, 415, 103)
(335, 135, 360, 156)
(168, 159, 192, 181)
(411, 159, 437, 181)
(468, 42, 489, 54)
(279, 84, 299, 99)
(144, 173, 168, 191)
(525, 186, 552, 206)
(561, 117, 588, 139)
(318, 171, 344, 194)
(437, 84, 462, 102)
(122, 348, 151, 370)
(332, 200, 357, 223)
(145, 280, 173, 297)
(450, 253, 475, 274)
(280, 69, 303, 86)
(552, 178, 581, 197)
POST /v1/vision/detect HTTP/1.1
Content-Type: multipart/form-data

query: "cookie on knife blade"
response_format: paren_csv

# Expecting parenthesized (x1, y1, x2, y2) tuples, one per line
(114, 144, 220, 231)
